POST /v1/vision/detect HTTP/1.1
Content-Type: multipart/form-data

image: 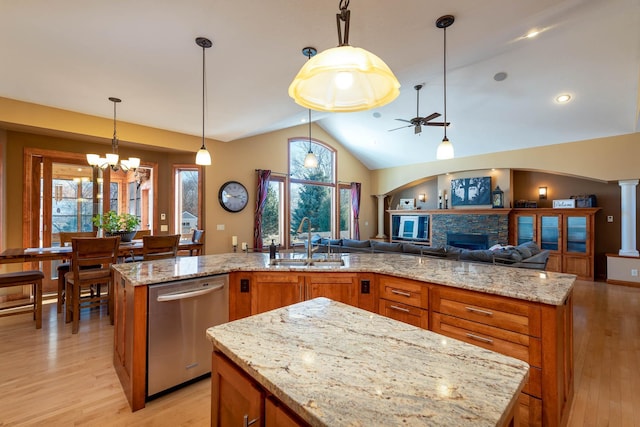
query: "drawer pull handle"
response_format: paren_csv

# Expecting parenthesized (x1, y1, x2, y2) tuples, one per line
(465, 306, 493, 316)
(391, 289, 411, 297)
(390, 305, 410, 313)
(466, 333, 494, 344)
(244, 415, 259, 427)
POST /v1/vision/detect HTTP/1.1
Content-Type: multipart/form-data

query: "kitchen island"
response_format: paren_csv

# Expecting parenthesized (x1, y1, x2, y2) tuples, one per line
(207, 297, 530, 426)
(111, 252, 575, 425)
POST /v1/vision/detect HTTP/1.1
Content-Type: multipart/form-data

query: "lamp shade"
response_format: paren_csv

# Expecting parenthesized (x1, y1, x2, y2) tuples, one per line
(436, 137, 454, 160)
(288, 45, 400, 112)
(304, 151, 318, 168)
(195, 146, 212, 166)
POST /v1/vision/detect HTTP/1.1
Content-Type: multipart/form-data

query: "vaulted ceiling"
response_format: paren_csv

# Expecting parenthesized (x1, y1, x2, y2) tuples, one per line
(1, 0, 638, 169)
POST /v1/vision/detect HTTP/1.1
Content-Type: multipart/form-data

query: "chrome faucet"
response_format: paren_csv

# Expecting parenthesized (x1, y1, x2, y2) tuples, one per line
(296, 217, 316, 260)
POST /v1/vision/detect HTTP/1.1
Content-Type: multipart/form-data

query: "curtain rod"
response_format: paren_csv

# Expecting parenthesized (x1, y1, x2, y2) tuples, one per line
(255, 169, 290, 177)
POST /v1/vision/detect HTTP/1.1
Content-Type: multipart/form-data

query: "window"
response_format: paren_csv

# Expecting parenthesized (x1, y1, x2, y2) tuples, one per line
(260, 178, 285, 247)
(173, 165, 203, 239)
(289, 139, 336, 246)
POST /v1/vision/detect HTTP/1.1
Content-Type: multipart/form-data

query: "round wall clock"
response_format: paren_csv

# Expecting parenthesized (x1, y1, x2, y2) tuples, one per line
(218, 181, 249, 212)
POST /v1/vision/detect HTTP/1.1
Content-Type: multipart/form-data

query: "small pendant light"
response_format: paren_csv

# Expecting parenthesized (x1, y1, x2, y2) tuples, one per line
(195, 37, 212, 166)
(302, 47, 318, 169)
(436, 15, 455, 160)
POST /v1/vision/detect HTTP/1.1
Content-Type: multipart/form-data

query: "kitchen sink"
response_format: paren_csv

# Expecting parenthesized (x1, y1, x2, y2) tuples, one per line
(269, 257, 345, 267)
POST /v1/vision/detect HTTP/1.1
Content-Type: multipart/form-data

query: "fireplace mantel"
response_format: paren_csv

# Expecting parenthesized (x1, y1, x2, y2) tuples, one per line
(387, 208, 512, 215)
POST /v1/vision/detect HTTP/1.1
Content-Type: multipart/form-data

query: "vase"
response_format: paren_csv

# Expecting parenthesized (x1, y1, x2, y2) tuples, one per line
(105, 230, 136, 243)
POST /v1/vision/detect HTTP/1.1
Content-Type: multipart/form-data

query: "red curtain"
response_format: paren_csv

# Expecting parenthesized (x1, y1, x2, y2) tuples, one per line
(253, 169, 271, 251)
(350, 182, 361, 240)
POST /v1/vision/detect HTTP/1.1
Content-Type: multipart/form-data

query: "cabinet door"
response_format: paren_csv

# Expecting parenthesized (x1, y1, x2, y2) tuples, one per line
(265, 397, 308, 427)
(515, 214, 536, 245)
(212, 352, 263, 427)
(252, 273, 304, 315)
(539, 214, 561, 252)
(564, 215, 588, 254)
(306, 273, 358, 306)
(229, 272, 252, 321)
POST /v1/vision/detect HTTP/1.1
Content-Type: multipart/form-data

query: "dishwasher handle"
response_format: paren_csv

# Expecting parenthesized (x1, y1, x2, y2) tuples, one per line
(156, 283, 225, 302)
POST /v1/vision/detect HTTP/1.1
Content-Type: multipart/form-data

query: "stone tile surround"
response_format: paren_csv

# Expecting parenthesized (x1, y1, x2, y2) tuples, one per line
(430, 211, 509, 247)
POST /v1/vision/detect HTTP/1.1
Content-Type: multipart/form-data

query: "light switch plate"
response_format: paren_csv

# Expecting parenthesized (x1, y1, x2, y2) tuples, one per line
(607, 215, 614, 222)
(160, 225, 168, 232)
(216, 224, 225, 231)
(160, 213, 166, 220)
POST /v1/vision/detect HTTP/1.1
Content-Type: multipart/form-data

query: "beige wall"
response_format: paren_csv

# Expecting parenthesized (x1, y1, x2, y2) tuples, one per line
(0, 99, 374, 255)
(200, 124, 375, 254)
(372, 132, 640, 195)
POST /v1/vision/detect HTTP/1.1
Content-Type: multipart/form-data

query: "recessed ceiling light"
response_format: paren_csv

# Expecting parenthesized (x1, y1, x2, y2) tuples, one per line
(372, 111, 382, 118)
(493, 72, 508, 82)
(555, 94, 572, 103)
(525, 29, 540, 39)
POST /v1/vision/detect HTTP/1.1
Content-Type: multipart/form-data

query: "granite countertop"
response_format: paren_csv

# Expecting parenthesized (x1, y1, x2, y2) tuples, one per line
(111, 252, 575, 305)
(207, 297, 529, 427)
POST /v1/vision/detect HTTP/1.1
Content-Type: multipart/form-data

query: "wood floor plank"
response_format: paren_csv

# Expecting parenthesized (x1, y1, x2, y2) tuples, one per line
(1, 280, 639, 426)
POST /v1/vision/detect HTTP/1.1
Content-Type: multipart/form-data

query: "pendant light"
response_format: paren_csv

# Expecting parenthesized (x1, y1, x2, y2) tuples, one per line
(288, 0, 400, 112)
(195, 37, 212, 166)
(302, 47, 319, 169)
(86, 97, 141, 171)
(436, 15, 455, 160)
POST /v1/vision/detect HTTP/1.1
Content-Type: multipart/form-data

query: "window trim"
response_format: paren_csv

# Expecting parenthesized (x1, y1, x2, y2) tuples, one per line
(172, 164, 204, 237)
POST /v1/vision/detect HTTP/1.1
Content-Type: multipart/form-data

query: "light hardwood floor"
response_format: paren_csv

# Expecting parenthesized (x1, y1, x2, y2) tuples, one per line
(0, 280, 638, 426)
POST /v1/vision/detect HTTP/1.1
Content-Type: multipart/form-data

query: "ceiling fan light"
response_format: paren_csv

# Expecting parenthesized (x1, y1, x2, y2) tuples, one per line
(436, 137, 454, 160)
(288, 46, 400, 112)
(196, 145, 212, 166)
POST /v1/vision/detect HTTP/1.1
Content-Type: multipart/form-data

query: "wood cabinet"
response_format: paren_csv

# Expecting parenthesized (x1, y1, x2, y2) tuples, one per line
(510, 208, 599, 280)
(212, 351, 308, 427)
(431, 285, 572, 427)
(378, 275, 428, 329)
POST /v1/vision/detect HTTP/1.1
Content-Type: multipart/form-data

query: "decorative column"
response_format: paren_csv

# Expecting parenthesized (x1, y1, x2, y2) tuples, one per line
(375, 194, 387, 239)
(619, 179, 639, 257)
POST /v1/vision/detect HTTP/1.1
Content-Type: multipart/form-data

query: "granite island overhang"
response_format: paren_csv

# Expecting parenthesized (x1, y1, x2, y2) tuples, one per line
(207, 297, 530, 426)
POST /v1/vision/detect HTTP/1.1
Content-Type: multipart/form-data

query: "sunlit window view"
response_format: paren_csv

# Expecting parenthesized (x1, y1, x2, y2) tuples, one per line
(174, 168, 200, 239)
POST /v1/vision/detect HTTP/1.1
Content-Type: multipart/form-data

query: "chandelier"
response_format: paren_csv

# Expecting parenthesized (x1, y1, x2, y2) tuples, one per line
(86, 97, 140, 171)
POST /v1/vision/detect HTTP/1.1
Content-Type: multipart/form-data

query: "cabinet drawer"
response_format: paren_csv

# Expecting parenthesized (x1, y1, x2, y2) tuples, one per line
(379, 299, 428, 329)
(432, 313, 541, 367)
(431, 287, 541, 337)
(379, 275, 428, 309)
(518, 393, 542, 427)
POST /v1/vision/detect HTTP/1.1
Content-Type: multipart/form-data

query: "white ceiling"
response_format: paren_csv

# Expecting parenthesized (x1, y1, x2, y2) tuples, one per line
(1, 0, 639, 169)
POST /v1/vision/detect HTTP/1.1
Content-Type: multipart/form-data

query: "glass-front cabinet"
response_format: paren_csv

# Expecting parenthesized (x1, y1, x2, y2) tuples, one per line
(510, 208, 599, 280)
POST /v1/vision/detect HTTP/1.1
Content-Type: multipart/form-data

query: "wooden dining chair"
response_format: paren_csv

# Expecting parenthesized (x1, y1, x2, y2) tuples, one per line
(133, 229, 151, 239)
(142, 234, 180, 261)
(65, 236, 120, 334)
(57, 231, 96, 314)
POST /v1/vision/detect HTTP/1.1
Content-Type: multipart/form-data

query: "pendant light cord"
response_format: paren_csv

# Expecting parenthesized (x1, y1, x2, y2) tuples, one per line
(112, 99, 118, 154)
(201, 43, 206, 149)
(443, 24, 447, 140)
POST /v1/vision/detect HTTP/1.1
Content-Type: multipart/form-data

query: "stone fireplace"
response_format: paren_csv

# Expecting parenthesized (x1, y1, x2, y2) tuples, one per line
(446, 232, 489, 250)
(430, 211, 509, 248)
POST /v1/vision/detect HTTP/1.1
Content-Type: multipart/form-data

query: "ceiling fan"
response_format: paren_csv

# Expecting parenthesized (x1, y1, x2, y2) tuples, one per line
(389, 84, 447, 134)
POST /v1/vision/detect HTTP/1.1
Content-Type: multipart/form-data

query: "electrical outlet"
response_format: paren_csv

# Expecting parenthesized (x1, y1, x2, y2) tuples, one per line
(360, 280, 370, 294)
(160, 213, 166, 220)
(607, 215, 614, 222)
(160, 224, 168, 232)
(632, 269, 638, 277)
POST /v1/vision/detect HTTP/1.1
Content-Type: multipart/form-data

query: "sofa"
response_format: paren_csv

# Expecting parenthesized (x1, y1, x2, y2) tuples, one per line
(315, 238, 550, 270)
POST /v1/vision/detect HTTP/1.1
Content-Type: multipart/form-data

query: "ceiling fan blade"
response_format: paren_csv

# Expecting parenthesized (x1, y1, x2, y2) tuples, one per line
(414, 124, 422, 134)
(394, 118, 413, 124)
(388, 124, 413, 132)
(422, 112, 441, 122)
(425, 121, 450, 127)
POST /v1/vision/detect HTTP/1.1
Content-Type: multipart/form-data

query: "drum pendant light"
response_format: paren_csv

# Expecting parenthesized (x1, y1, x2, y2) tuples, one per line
(288, 0, 400, 112)
(195, 37, 212, 166)
(436, 15, 455, 160)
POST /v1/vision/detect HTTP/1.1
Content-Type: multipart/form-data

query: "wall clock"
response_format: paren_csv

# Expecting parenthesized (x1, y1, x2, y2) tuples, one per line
(218, 181, 248, 212)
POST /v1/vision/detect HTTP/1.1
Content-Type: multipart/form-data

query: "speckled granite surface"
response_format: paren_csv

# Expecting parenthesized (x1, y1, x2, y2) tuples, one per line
(207, 297, 529, 427)
(112, 252, 575, 305)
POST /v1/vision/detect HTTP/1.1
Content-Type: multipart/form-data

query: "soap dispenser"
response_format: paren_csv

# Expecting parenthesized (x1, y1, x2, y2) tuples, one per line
(269, 239, 277, 259)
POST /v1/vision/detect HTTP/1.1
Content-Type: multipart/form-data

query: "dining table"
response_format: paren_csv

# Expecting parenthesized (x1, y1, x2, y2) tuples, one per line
(0, 239, 203, 264)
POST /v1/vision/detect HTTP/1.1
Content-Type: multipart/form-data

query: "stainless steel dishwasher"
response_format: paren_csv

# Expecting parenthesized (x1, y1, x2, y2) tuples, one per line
(147, 274, 229, 397)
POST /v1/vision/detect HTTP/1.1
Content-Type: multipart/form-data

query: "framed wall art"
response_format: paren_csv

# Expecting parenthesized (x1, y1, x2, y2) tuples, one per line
(450, 177, 492, 207)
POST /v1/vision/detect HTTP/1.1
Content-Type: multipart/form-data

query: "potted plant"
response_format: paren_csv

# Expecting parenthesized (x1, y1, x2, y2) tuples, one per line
(92, 210, 141, 242)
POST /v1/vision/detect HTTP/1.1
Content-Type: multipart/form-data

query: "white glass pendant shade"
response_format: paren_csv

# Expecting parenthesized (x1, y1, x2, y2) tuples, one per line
(195, 146, 212, 165)
(86, 153, 100, 166)
(304, 150, 318, 168)
(127, 157, 141, 169)
(289, 46, 400, 112)
(106, 153, 119, 165)
(436, 137, 454, 160)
